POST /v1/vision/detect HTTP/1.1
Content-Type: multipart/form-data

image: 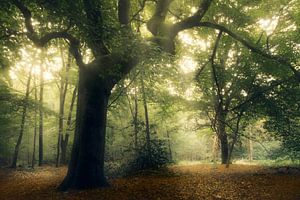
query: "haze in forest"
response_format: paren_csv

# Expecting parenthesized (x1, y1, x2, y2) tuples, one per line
(0, 0, 299, 199)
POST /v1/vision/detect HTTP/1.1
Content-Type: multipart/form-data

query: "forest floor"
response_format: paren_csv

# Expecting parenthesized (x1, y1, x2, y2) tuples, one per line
(0, 164, 300, 200)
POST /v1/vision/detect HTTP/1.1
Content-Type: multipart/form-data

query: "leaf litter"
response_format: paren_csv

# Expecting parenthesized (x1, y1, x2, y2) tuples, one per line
(0, 164, 299, 200)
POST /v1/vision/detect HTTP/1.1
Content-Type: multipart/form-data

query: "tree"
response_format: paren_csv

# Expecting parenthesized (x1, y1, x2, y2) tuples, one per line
(260, 79, 300, 160)
(195, 28, 294, 164)
(38, 55, 44, 166)
(56, 48, 71, 167)
(31, 76, 38, 168)
(11, 67, 32, 168)
(3, 0, 299, 190)
(60, 84, 77, 165)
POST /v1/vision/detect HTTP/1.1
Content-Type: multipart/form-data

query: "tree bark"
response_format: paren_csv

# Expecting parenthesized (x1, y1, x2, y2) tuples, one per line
(11, 68, 32, 168)
(58, 66, 111, 190)
(212, 135, 219, 163)
(226, 134, 237, 168)
(217, 118, 229, 164)
(219, 134, 229, 164)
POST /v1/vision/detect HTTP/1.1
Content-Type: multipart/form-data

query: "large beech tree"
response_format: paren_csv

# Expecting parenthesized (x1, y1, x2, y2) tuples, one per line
(2, 0, 299, 190)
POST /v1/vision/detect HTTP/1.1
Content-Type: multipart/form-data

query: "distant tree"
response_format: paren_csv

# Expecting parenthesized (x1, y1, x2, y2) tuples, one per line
(261, 80, 300, 160)
(11, 67, 32, 168)
(196, 30, 294, 164)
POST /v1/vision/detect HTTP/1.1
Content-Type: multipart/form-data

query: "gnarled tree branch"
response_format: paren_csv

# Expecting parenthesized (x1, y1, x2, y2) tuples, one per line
(83, 0, 109, 57)
(171, 0, 213, 38)
(211, 31, 223, 103)
(13, 0, 84, 67)
(147, 0, 173, 35)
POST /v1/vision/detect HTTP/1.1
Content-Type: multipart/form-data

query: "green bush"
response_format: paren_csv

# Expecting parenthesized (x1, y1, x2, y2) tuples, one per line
(129, 139, 172, 171)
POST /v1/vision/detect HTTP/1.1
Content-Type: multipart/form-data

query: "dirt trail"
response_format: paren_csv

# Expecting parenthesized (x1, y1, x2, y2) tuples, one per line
(0, 164, 299, 200)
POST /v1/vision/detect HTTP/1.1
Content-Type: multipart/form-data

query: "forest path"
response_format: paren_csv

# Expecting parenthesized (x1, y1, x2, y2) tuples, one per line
(0, 164, 299, 200)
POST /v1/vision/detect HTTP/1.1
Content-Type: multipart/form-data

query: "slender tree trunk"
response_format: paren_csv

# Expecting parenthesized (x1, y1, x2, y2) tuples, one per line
(60, 84, 77, 164)
(27, 127, 30, 165)
(133, 89, 138, 150)
(32, 77, 38, 168)
(226, 134, 238, 168)
(212, 135, 219, 163)
(11, 68, 32, 168)
(140, 70, 151, 161)
(56, 83, 65, 167)
(56, 52, 71, 167)
(59, 66, 111, 190)
(226, 113, 243, 167)
(248, 130, 253, 162)
(126, 86, 139, 151)
(39, 62, 44, 166)
(166, 131, 172, 161)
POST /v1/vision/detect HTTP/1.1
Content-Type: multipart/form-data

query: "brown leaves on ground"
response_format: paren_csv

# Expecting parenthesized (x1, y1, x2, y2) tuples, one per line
(0, 164, 300, 200)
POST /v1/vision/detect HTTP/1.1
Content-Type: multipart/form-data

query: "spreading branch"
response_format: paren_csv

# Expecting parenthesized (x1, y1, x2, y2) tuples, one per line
(13, 0, 84, 67)
(171, 0, 213, 38)
(118, 0, 131, 25)
(211, 31, 223, 103)
(108, 69, 141, 108)
(147, 0, 173, 35)
(83, 0, 109, 57)
(229, 77, 291, 112)
(196, 22, 300, 81)
(131, 0, 148, 22)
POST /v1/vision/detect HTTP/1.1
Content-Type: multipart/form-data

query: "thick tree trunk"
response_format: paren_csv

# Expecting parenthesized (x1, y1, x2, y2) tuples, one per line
(59, 67, 111, 190)
(60, 134, 68, 164)
(11, 69, 32, 168)
(219, 134, 229, 164)
(217, 119, 229, 164)
(217, 111, 229, 164)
